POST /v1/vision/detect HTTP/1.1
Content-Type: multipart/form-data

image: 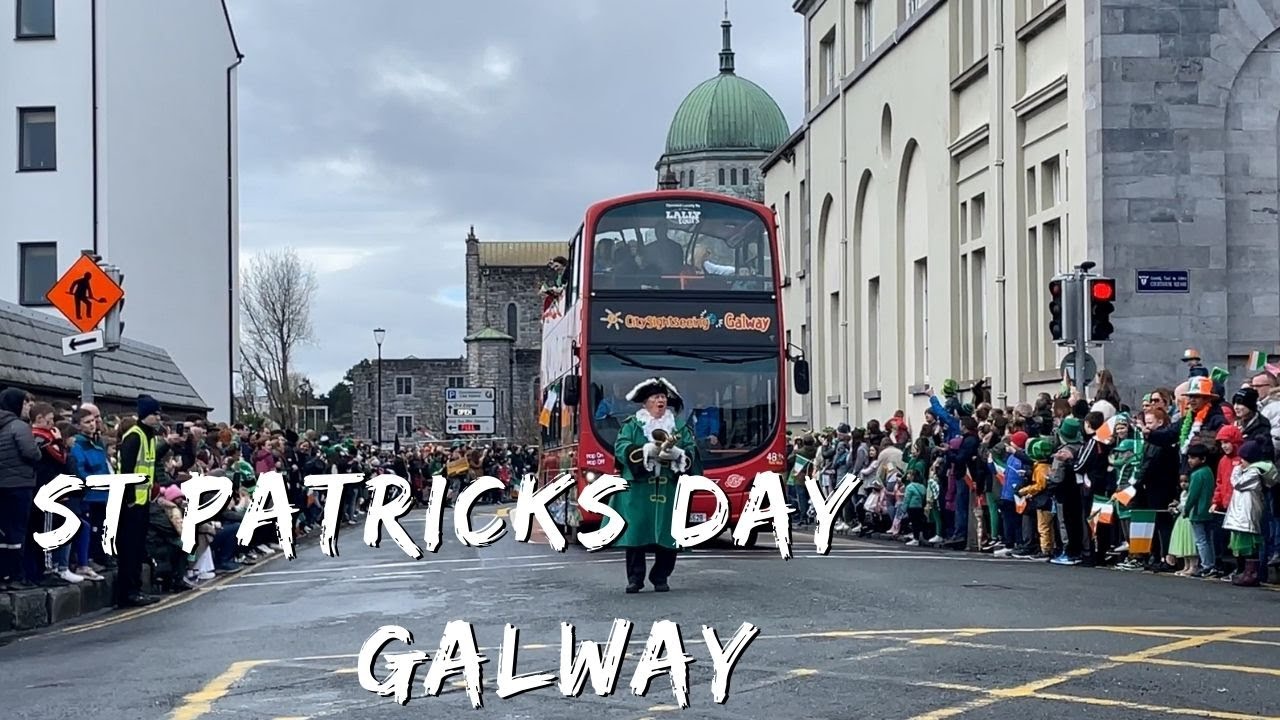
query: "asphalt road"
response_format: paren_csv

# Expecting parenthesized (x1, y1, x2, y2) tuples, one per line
(3, 504, 1279, 720)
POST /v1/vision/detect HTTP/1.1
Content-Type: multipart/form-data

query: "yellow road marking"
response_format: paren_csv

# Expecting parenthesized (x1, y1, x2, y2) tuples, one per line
(1134, 656, 1280, 677)
(1029, 691, 1280, 720)
(646, 705, 680, 712)
(170, 660, 268, 720)
(785, 668, 818, 678)
(907, 629, 1250, 720)
(496, 507, 510, 518)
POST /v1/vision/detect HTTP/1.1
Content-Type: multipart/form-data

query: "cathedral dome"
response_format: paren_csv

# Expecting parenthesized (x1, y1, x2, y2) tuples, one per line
(662, 14, 789, 156)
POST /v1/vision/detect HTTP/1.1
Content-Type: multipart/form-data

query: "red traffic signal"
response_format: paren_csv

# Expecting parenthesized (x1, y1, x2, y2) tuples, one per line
(1090, 278, 1116, 303)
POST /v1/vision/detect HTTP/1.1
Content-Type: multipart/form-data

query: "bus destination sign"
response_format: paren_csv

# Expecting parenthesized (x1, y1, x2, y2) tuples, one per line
(591, 299, 778, 346)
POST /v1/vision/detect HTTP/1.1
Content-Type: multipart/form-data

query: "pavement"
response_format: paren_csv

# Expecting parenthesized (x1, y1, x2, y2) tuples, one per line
(3, 503, 1279, 720)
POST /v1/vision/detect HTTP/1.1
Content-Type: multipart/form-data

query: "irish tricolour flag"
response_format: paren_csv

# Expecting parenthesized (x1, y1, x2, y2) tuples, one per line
(1112, 485, 1138, 507)
(1128, 510, 1158, 555)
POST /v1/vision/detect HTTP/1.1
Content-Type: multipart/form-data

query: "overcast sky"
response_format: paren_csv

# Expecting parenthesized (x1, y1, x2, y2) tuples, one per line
(228, 0, 804, 392)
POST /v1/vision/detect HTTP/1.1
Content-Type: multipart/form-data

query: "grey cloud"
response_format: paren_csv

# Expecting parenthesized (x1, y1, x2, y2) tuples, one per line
(228, 0, 803, 388)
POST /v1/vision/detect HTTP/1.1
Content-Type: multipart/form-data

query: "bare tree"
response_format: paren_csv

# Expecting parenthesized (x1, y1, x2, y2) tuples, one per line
(240, 248, 318, 428)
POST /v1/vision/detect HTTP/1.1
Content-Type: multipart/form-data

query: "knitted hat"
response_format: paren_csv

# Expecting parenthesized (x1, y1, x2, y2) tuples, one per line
(1058, 417, 1084, 444)
(1010, 431, 1029, 449)
(1232, 387, 1259, 412)
(137, 394, 161, 420)
(1239, 440, 1266, 464)
(1027, 438, 1054, 462)
(942, 379, 959, 396)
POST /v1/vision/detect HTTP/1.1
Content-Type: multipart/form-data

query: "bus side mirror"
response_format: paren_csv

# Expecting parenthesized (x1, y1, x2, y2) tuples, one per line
(563, 374, 580, 406)
(793, 359, 810, 395)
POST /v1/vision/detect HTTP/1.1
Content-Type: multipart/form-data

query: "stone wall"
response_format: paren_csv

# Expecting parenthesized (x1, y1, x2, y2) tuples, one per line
(662, 150, 770, 202)
(466, 339, 514, 438)
(350, 358, 465, 442)
(1087, 1, 1280, 401)
(471, 265, 546, 351)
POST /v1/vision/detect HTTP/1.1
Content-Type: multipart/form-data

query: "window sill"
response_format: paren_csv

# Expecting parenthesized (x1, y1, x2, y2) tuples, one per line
(1021, 369, 1062, 385)
(17, 166, 56, 173)
(863, 390, 882, 401)
(908, 384, 931, 396)
(19, 300, 53, 308)
(15, 34, 55, 41)
(826, 394, 841, 405)
(1016, 0, 1066, 43)
(950, 55, 989, 93)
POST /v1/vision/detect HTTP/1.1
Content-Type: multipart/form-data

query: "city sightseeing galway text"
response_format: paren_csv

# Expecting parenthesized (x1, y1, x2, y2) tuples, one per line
(27, 470, 866, 559)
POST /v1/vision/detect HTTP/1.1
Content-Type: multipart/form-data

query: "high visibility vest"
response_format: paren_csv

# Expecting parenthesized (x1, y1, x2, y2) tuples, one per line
(123, 424, 156, 505)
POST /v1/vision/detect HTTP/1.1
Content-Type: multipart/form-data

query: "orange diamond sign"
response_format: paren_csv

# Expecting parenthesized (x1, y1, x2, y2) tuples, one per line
(45, 255, 123, 334)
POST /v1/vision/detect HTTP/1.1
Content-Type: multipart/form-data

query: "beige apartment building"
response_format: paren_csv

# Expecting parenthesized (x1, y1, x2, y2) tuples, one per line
(765, 0, 1280, 430)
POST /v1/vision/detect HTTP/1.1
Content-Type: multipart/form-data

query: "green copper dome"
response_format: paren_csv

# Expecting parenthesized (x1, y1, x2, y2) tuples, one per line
(663, 15, 789, 156)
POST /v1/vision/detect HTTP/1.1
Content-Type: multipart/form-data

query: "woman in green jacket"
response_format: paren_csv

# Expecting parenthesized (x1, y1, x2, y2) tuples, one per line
(607, 377, 697, 594)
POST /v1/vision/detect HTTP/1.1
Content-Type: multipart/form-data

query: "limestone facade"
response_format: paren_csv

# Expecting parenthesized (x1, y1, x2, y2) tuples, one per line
(764, 0, 1280, 429)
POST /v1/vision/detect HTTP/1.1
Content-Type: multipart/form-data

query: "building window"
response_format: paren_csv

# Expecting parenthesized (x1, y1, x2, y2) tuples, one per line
(18, 107, 56, 171)
(18, 241, 56, 306)
(958, 0, 990, 70)
(395, 376, 413, 396)
(447, 376, 465, 388)
(782, 191, 792, 276)
(506, 302, 519, 340)
(742, 168, 750, 185)
(396, 415, 414, 437)
(719, 168, 726, 185)
(1023, 153, 1068, 372)
(867, 277, 880, 388)
(828, 292, 841, 393)
(687, 169, 695, 186)
(818, 27, 837, 97)
(857, 0, 874, 62)
(730, 168, 738, 185)
(913, 259, 929, 383)
(905, 0, 923, 16)
(366, 381, 374, 399)
(957, 192, 988, 380)
(799, 180, 810, 275)
(15, 0, 54, 38)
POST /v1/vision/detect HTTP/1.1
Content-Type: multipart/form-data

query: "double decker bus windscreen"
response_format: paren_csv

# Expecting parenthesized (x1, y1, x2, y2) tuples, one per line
(588, 349, 779, 469)
(590, 199, 773, 292)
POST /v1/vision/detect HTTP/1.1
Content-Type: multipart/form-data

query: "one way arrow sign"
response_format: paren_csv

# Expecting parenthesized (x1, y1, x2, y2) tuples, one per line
(62, 330, 105, 356)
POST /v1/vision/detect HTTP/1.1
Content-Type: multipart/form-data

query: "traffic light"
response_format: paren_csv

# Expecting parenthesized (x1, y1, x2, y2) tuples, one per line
(1087, 277, 1116, 342)
(101, 264, 124, 348)
(1049, 279, 1064, 342)
(1048, 277, 1080, 344)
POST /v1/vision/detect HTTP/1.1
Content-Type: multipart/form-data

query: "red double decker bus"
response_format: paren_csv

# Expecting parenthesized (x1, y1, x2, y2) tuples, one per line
(537, 189, 810, 547)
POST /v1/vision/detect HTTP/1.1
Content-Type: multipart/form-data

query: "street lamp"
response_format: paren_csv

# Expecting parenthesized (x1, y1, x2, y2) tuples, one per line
(374, 328, 386, 447)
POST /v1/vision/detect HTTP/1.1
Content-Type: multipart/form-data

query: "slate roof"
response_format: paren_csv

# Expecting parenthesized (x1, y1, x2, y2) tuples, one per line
(0, 299, 209, 411)
(478, 241, 566, 268)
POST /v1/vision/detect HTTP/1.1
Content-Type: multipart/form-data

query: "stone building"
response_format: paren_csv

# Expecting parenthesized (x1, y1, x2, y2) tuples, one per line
(654, 10, 791, 202)
(764, 0, 1280, 430)
(350, 228, 560, 445)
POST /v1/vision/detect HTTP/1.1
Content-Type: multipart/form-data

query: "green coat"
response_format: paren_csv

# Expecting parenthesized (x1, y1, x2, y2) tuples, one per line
(605, 414, 699, 549)
(1183, 465, 1214, 522)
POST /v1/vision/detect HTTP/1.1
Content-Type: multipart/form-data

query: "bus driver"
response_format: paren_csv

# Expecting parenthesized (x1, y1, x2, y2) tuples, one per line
(608, 377, 698, 594)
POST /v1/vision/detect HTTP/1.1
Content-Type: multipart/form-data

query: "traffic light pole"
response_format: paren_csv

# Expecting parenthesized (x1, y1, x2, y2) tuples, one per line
(1072, 261, 1096, 392)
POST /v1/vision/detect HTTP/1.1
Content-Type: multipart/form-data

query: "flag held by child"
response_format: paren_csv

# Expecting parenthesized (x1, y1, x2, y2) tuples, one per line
(1127, 510, 1157, 554)
(1112, 485, 1137, 507)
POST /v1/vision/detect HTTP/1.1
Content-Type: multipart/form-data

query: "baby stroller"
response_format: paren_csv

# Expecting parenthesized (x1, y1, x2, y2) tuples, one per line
(859, 477, 892, 535)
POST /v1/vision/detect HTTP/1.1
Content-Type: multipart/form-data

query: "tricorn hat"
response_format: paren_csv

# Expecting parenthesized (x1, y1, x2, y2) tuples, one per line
(626, 377, 681, 407)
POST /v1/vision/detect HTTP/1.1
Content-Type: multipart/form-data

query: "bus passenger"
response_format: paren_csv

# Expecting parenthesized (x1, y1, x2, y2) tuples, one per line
(608, 377, 696, 594)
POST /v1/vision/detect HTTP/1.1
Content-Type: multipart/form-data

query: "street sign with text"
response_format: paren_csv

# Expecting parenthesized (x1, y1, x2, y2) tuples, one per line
(446, 401, 495, 417)
(46, 255, 124, 333)
(447, 418, 495, 434)
(61, 330, 104, 356)
(1135, 269, 1188, 294)
(445, 387, 494, 402)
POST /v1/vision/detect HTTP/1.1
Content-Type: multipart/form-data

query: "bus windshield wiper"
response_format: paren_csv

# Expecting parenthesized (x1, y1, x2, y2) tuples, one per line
(605, 347, 686, 372)
(664, 348, 777, 365)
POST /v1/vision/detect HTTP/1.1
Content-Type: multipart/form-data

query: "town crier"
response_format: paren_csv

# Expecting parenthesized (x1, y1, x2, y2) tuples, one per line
(609, 377, 698, 594)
